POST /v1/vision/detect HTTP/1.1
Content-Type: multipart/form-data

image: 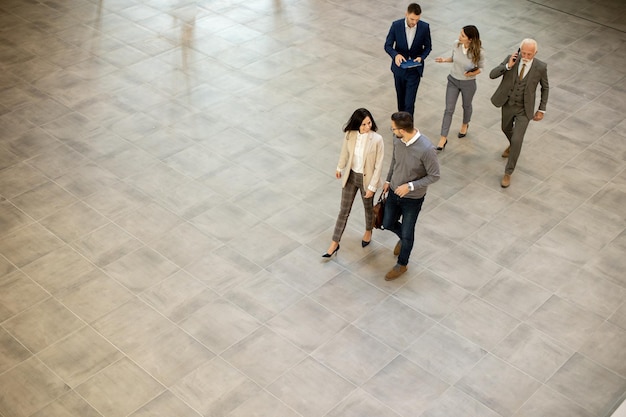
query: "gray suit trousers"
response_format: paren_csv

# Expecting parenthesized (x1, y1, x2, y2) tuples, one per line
(501, 102, 531, 175)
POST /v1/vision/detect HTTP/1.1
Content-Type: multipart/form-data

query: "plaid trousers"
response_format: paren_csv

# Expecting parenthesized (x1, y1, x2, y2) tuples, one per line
(332, 170, 374, 242)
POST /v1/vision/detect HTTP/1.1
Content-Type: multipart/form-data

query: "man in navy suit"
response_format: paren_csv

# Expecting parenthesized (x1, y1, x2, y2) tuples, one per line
(384, 3, 432, 118)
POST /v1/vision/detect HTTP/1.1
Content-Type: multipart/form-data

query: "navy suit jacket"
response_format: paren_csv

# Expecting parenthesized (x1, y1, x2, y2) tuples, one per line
(384, 18, 432, 78)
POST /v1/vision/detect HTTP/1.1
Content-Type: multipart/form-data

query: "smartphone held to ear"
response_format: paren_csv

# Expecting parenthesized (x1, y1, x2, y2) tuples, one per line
(512, 48, 521, 62)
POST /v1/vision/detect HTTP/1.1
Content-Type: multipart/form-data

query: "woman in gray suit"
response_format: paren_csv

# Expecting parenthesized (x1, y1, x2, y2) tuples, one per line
(434, 25, 484, 150)
(323, 108, 384, 258)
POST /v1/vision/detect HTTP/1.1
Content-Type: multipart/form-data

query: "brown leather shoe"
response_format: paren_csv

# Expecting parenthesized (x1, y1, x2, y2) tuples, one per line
(393, 240, 402, 256)
(501, 174, 511, 188)
(501, 146, 510, 158)
(385, 264, 408, 281)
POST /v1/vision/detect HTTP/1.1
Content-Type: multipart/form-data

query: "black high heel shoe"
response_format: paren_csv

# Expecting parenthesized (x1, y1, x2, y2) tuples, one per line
(362, 231, 372, 247)
(322, 244, 340, 258)
(458, 125, 469, 138)
(436, 139, 447, 151)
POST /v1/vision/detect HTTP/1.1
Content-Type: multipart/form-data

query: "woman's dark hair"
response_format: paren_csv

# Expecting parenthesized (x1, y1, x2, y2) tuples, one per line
(343, 108, 378, 133)
(462, 25, 482, 66)
(391, 111, 414, 131)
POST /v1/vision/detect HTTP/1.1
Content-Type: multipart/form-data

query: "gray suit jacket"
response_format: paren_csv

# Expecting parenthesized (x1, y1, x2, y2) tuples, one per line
(490, 56, 549, 119)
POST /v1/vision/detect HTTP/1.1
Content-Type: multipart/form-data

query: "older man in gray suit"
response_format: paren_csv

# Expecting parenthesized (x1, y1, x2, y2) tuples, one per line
(490, 38, 549, 188)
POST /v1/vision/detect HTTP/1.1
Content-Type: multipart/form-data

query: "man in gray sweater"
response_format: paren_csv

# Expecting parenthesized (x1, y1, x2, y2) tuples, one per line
(383, 112, 440, 280)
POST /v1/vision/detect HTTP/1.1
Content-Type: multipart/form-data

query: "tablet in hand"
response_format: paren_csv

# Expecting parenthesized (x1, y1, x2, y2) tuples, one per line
(400, 59, 422, 69)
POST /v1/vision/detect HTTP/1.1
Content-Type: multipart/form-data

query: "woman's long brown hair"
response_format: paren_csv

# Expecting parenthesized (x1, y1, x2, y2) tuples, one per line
(463, 25, 482, 66)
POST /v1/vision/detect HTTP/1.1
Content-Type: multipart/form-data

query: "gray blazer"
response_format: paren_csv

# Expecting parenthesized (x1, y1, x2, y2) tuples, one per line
(490, 56, 549, 119)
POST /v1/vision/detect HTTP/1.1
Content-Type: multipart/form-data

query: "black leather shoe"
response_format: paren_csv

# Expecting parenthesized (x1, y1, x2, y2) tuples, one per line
(361, 240, 370, 247)
(322, 244, 340, 258)
(436, 139, 447, 151)
(458, 125, 469, 138)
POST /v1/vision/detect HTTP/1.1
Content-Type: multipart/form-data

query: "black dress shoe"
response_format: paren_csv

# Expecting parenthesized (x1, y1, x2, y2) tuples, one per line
(458, 125, 469, 138)
(436, 139, 447, 151)
(361, 240, 370, 247)
(322, 244, 340, 258)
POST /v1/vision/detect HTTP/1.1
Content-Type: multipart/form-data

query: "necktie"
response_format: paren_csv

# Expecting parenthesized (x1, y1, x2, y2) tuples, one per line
(519, 63, 526, 80)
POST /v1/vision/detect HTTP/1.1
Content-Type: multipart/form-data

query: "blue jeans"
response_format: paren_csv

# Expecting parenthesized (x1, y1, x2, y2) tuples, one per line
(382, 191, 425, 266)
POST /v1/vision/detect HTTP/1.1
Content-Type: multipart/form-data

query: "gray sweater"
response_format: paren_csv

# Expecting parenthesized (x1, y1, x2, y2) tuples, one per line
(448, 41, 484, 80)
(386, 133, 440, 199)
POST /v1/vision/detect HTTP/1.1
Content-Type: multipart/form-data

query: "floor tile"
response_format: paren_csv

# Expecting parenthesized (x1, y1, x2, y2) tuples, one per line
(81, 180, 149, 218)
(393, 269, 470, 321)
(104, 246, 179, 293)
(129, 391, 202, 417)
(310, 270, 387, 322)
(512, 385, 593, 417)
(222, 326, 306, 387)
(170, 357, 262, 417)
(441, 296, 520, 350)
(21, 245, 95, 294)
(326, 388, 401, 417)
(92, 298, 175, 353)
(149, 222, 221, 268)
(267, 297, 348, 353)
(314, 325, 397, 385)
(71, 222, 143, 267)
(362, 355, 449, 417)
(179, 297, 260, 354)
(76, 357, 164, 417)
(511, 245, 582, 291)
(30, 391, 103, 417)
(428, 245, 502, 292)
(493, 323, 572, 383)
(420, 387, 501, 417)
(0, 270, 49, 322)
(139, 270, 215, 322)
(0, 327, 31, 374)
(579, 321, 626, 378)
(556, 267, 626, 319)
(39, 201, 110, 243)
(463, 222, 533, 268)
(38, 326, 123, 387)
(610, 302, 626, 330)
(129, 327, 215, 387)
(0, 222, 64, 268)
(228, 222, 299, 268)
(11, 180, 77, 220)
(268, 357, 355, 417)
(184, 245, 261, 295)
(526, 295, 605, 350)
(355, 296, 435, 351)
(3, 298, 83, 353)
(225, 390, 300, 417)
(55, 269, 134, 323)
(0, 357, 70, 417)
(0, 200, 33, 239)
(478, 269, 552, 320)
(225, 270, 303, 322)
(456, 354, 542, 416)
(266, 245, 344, 294)
(546, 353, 626, 416)
(403, 324, 487, 385)
(115, 201, 184, 243)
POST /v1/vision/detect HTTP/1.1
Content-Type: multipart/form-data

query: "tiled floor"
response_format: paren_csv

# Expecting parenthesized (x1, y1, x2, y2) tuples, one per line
(1, 0, 625, 416)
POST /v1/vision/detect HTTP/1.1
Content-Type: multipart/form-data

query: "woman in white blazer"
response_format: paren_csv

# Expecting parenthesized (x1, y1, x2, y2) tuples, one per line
(323, 108, 385, 258)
